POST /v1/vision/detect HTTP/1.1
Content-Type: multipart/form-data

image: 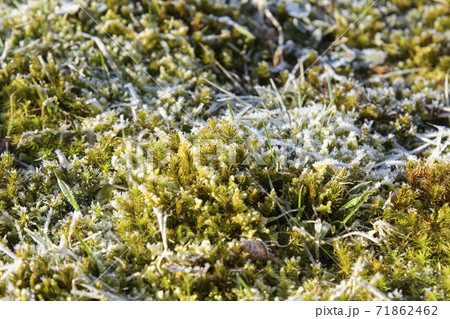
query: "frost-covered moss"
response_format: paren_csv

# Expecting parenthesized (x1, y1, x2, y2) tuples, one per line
(0, 0, 449, 300)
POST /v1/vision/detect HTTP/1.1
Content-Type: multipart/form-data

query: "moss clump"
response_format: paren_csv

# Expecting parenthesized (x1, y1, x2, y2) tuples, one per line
(0, 0, 449, 300)
(379, 160, 450, 299)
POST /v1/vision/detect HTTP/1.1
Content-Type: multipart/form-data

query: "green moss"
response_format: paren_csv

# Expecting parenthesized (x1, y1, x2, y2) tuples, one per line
(0, 0, 448, 300)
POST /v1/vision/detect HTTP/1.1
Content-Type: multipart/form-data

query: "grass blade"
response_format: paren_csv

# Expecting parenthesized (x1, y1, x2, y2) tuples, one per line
(32, 78, 44, 102)
(24, 228, 49, 249)
(54, 170, 80, 212)
(185, 275, 191, 300)
(148, 5, 152, 27)
(339, 185, 377, 230)
(226, 100, 235, 121)
(152, 0, 160, 15)
(445, 69, 449, 108)
(346, 181, 372, 196)
(237, 275, 254, 298)
(326, 67, 333, 103)
(336, 183, 373, 214)
(336, 196, 360, 215)
(75, 231, 104, 271)
(98, 49, 110, 81)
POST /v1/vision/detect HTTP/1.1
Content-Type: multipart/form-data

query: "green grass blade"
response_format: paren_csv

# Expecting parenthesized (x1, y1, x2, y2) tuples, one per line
(98, 50, 110, 81)
(54, 170, 80, 211)
(152, 0, 160, 15)
(237, 275, 254, 298)
(226, 100, 235, 121)
(346, 181, 372, 196)
(185, 275, 191, 300)
(335, 197, 360, 215)
(148, 5, 152, 27)
(336, 183, 373, 214)
(238, 283, 243, 299)
(326, 67, 333, 103)
(75, 231, 103, 270)
(32, 78, 44, 102)
(339, 186, 376, 230)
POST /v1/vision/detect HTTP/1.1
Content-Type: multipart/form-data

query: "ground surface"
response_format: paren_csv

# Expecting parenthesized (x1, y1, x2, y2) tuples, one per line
(0, 0, 449, 300)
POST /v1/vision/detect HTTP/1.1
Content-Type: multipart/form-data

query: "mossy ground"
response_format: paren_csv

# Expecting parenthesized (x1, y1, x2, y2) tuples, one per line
(0, 0, 449, 300)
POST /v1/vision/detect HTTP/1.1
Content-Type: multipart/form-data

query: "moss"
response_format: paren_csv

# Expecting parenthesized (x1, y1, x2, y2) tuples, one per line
(0, 0, 448, 300)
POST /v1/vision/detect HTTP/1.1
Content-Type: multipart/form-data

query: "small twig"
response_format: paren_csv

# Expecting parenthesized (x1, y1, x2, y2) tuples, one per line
(358, 68, 422, 86)
(0, 37, 12, 64)
(326, 231, 381, 244)
(154, 208, 171, 271)
(213, 59, 241, 87)
(264, 8, 284, 66)
(202, 78, 251, 108)
(226, 43, 250, 62)
(270, 78, 292, 126)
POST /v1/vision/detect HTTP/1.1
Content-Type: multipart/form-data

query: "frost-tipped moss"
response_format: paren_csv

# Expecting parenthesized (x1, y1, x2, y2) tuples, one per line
(0, 0, 449, 300)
